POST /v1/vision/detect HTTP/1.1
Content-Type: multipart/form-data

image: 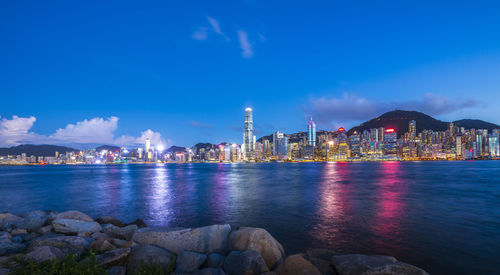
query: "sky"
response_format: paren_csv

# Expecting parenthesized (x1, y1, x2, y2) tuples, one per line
(1, 0, 500, 148)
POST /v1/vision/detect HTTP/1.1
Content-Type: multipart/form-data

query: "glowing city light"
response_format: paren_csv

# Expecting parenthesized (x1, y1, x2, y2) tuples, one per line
(157, 145, 165, 152)
(338, 127, 345, 132)
(385, 128, 395, 133)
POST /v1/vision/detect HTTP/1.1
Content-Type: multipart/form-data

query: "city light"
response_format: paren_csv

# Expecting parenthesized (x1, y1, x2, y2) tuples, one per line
(157, 145, 164, 152)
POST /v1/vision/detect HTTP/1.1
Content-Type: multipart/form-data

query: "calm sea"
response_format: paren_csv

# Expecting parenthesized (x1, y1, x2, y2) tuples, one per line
(1, 162, 499, 274)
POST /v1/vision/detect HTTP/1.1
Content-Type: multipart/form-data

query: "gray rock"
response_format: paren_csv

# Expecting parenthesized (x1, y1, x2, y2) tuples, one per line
(52, 218, 102, 234)
(132, 224, 231, 254)
(23, 211, 48, 231)
(108, 266, 126, 275)
(126, 245, 175, 274)
(229, 227, 285, 270)
(111, 238, 134, 248)
(275, 254, 321, 275)
(0, 213, 25, 230)
(11, 236, 23, 243)
(0, 267, 9, 275)
(0, 233, 10, 242)
(37, 225, 53, 235)
(307, 257, 335, 275)
(27, 235, 92, 257)
(176, 250, 207, 273)
(90, 239, 117, 253)
(306, 248, 338, 262)
(331, 254, 429, 275)
(54, 211, 94, 222)
(91, 231, 111, 240)
(96, 216, 125, 227)
(12, 228, 27, 235)
(0, 239, 25, 256)
(104, 224, 138, 240)
(193, 268, 226, 275)
(95, 248, 131, 268)
(207, 253, 225, 268)
(23, 246, 64, 262)
(223, 250, 269, 275)
(127, 218, 147, 228)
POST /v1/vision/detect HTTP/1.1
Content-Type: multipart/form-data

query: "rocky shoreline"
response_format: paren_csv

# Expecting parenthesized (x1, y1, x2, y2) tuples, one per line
(1, 210, 429, 274)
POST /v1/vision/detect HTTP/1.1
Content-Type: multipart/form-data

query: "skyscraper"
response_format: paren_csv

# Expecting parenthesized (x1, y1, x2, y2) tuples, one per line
(243, 107, 255, 161)
(409, 120, 416, 140)
(307, 117, 316, 147)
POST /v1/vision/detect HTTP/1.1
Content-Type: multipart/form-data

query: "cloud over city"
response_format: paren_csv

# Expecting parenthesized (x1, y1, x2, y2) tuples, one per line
(303, 93, 478, 127)
(0, 115, 167, 148)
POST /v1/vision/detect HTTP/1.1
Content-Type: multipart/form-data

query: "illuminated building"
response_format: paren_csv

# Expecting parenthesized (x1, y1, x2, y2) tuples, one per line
(409, 120, 416, 140)
(349, 131, 361, 157)
(456, 136, 464, 157)
(243, 108, 255, 161)
(145, 138, 151, 154)
(489, 134, 499, 157)
(307, 117, 316, 147)
(383, 128, 398, 155)
(273, 131, 288, 159)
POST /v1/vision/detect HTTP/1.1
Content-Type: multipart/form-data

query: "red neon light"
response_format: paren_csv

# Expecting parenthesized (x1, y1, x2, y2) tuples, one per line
(385, 128, 395, 133)
(338, 127, 345, 132)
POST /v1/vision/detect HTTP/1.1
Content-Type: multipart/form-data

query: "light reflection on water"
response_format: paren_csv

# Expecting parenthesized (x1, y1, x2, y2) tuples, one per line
(1, 162, 500, 274)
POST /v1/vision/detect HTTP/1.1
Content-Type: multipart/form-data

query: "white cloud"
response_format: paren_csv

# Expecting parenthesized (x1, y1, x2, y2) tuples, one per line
(192, 27, 208, 40)
(207, 16, 225, 37)
(304, 93, 478, 127)
(0, 115, 169, 148)
(237, 30, 253, 58)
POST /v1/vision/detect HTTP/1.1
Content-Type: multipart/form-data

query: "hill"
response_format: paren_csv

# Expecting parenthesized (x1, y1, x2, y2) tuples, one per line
(453, 119, 500, 131)
(95, 145, 121, 152)
(0, 144, 79, 157)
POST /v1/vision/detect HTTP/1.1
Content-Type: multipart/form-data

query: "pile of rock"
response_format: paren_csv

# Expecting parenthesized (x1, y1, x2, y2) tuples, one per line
(0, 210, 429, 275)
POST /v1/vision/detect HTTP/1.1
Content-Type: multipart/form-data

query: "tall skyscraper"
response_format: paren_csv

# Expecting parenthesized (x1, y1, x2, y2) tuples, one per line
(409, 120, 416, 140)
(383, 128, 398, 155)
(307, 117, 316, 147)
(243, 107, 255, 161)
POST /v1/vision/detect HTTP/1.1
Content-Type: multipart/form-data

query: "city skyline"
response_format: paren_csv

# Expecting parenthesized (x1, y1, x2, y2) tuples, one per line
(2, 1, 500, 147)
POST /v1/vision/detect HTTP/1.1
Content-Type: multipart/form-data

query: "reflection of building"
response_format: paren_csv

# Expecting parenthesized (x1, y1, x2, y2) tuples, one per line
(243, 108, 255, 161)
(307, 117, 316, 147)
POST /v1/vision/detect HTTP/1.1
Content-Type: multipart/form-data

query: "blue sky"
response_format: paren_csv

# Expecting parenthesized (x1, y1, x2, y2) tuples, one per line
(1, 0, 499, 148)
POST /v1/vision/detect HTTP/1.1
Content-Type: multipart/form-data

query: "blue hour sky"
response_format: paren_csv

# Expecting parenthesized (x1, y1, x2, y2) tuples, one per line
(1, 0, 500, 148)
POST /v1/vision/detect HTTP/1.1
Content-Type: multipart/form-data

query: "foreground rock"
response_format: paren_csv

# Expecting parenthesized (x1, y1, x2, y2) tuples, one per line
(132, 224, 231, 254)
(0, 210, 429, 275)
(229, 227, 285, 269)
(331, 254, 429, 275)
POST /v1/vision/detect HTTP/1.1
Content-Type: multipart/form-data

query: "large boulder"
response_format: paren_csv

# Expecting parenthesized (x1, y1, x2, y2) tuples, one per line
(104, 224, 137, 240)
(331, 254, 429, 275)
(0, 213, 25, 230)
(108, 266, 126, 275)
(23, 246, 64, 262)
(207, 253, 225, 268)
(127, 219, 147, 228)
(54, 211, 93, 222)
(52, 218, 102, 234)
(229, 227, 285, 269)
(90, 239, 116, 253)
(126, 245, 175, 274)
(95, 248, 131, 268)
(0, 239, 25, 256)
(23, 211, 48, 232)
(132, 224, 231, 254)
(96, 216, 125, 227)
(27, 235, 92, 257)
(193, 268, 226, 275)
(223, 250, 269, 275)
(176, 250, 207, 273)
(37, 225, 53, 235)
(275, 254, 321, 275)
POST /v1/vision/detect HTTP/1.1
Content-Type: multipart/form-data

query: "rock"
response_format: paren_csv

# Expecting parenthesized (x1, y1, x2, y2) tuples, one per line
(96, 216, 125, 227)
(52, 218, 102, 234)
(104, 224, 137, 240)
(55, 211, 94, 222)
(229, 227, 285, 270)
(23, 246, 64, 262)
(193, 268, 226, 275)
(207, 253, 225, 268)
(132, 224, 231, 254)
(28, 235, 92, 257)
(127, 218, 147, 228)
(37, 225, 53, 235)
(306, 248, 338, 261)
(126, 245, 175, 275)
(11, 236, 23, 243)
(0, 233, 10, 242)
(330, 254, 429, 275)
(23, 211, 48, 232)
(90, 239, 116, 253)
(223, 250, 269, 275)
(0, 268, 9, 275)
(95, 248, 131, 268)
(111, 238, 133, 248)
(307, 257, 335, 275)
(108, 266, 126, 275)
(0, 239, 25, 256)
(176, 250, 207, 273)
(275, 254, 321, 275)
(91, 231, 111, 240)
(11, 228, 27, 235)
(0, 213, 24, 230)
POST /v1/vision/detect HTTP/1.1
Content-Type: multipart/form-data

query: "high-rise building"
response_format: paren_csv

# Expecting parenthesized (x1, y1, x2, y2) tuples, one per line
(489, 134, 499, 157)
(383, 128, 398, 155)
(243, 107, 255, 161)
(409, 120, 417, 140)
(349, 131, 361, 157)
(273, 131, 288, 159)
(307, 117, 316, 147)
(145, 138, 151, 153)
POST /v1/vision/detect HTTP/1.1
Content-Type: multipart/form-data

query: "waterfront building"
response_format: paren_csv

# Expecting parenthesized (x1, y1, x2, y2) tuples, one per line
(243, 108, 255, 161)
(489, 134, 499, 157)
(307, 117, 316, 147)
(383, 128, 398, 155)
(349, 131, 361, 157)
(409, 120, 417, 140)
(273, 131, 288, 159)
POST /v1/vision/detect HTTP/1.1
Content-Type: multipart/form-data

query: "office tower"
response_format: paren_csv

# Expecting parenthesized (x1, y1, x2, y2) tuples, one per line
(378, 127, 385, 142)
(383, 128, 398, 155)
(409, 120, 417, 140)
(489, 134, 499, 157)
(448, 122, 456, 136)
(243, 107, 255, 160)
(273, 131, 288, 159)
(307, 117, 316, 147)
(349, 131, 361, 157)
(456, 136, 463, 157)
(145, 138, 151, 153)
